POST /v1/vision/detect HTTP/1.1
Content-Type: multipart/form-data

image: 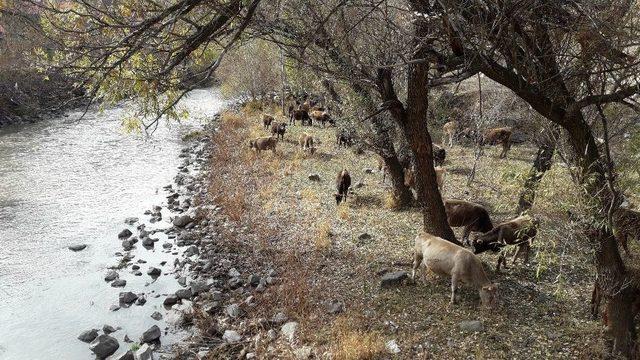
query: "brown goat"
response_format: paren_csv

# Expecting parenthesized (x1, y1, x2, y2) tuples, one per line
(613, 207, 640, 258)
(481, 127, 512, 158)
(412, 232, 498, 308)
(249, 136, 277, 155)
(290, 109, 311, 126)
(472, 215, 538, 271)
(271, 122, 287, 140)
(298, 133, 315, 154)
(444, 199, 494, 245)
(335, 169, 351, 205)
(262, 114, 275, 129)
(443, 121, 459, 148)
(309, 110, 331, 127)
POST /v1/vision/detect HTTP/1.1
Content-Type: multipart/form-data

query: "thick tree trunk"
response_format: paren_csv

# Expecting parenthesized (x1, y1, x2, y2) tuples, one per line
(516, 126, 560, 214)
(380, 150, 414, 207)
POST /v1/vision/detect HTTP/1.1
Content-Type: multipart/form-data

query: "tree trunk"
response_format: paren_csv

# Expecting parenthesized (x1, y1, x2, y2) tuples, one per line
(516, 125, 560, 214)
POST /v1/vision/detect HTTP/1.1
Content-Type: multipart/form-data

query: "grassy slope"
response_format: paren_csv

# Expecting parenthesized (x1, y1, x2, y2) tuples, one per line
(207, 104, 625, 359)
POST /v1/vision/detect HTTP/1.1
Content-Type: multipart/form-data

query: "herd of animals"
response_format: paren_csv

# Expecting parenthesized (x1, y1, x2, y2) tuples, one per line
(246, 95, 640, 320)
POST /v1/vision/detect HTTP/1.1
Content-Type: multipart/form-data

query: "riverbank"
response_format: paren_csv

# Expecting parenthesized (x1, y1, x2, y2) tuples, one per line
(166, 101, 628, 359)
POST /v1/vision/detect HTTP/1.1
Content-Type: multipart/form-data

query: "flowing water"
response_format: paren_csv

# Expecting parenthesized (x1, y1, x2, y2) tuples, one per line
(0, 88, 225, 359)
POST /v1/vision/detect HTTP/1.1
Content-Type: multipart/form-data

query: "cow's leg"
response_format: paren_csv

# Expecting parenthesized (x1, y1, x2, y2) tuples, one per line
(450, 273, 459, 305)
(411, 251, 423, 283)
(462, 226, 472, 246)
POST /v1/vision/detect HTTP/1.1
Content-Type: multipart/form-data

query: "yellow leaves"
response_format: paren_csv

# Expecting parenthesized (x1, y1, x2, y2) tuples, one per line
(121, 117, 142, 134)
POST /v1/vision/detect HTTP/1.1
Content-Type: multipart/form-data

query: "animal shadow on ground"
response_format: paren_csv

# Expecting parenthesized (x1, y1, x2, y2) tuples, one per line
(350, 193, 384, 208)
(447, 166, 472, 176)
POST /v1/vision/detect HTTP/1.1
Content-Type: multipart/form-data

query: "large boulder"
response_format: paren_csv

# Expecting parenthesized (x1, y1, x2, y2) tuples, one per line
(104, 270, 119, 282)
(77, 329, 98, 343)
(118, 229, 133, 239)
(140, 325, 161, 343)
(119, 292, 138, 305)
(89, 334, 119, 359)
(147, 267, 161, 276)
(173, 215, 193, 227)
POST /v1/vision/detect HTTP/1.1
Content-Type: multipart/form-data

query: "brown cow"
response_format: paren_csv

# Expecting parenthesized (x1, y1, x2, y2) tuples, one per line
(249, 136, 278, 155)
(309, 110, 331, 127)
(481, 127, 512, 158)
(472, 215, 538, 271)
(290, 109, 311, 126)
(443, 121, 459, 148)
(335, 169, 351, 205)
(298, 133, 315, 154)
(271, 122, 287, 140)
(412, 232, 498, 309)
(262, 114, 275, 129)
(444, 199, 494, 245)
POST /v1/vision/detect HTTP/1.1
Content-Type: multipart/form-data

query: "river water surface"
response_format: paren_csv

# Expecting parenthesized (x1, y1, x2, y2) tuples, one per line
(0, 88, 225, 359)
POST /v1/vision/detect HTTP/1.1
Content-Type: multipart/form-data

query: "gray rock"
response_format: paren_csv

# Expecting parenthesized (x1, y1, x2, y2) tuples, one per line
(327, 301, 344, 315)
(135, 296, 147, 306)
(109, 305, 120, 312)
(102, 325, 117, 334)
(190, 281, 210, 295)
(294, 346, 313, 359)
(113, 350, 134, 360)
(380, 271, 408, 288)
(104, 270, 119, 282)
(223, 330, 242, 343)
(121, 240, 134, 251)
(150, 311, 163, 321)
(459, 320, 484, 333)
(281, 322, 299, 342)
(147, 267, 161, 276)
(119, 292, 138, 304)
(308, 173, 321, 181)
(140, 325, 161, 343)
(111, 279, 127, 288)
(78, 329, 99, 343)
(142, 238, 155, 247)
(123, 335, 132, 343)
(163, 295, 179, 307)
(173, 215, 193, 227)
(135, 343, 153, 360)
(271, 312, 288, 325)
(226, 303, 242, 318)
(177, 277, 187, 286)
(68, 244, 87, 252)
(247, 274, 261, 287)
(89, 334, 119, 359)
(175, 288, 192, 300)
(162, 242, 172, 249)
(124, 217, 139, 225)
(386, 339, 401, 354)
(118, 229, 133, 239)
(228, 268, 241, 278)
(358, 233, 372, 242)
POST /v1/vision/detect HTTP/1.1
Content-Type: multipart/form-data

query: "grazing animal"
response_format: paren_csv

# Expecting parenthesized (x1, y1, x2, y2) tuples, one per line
(481, 127, 513, 158)
(290, 109, 311, 126)
(298, 133, 315, 154)
(262, 114, 275, 129)
(443, 121, 459, 148)
(249, 136, 277, 155)
(613, 207, 640, 258)
(271, 122, 287, 140)
(403, 166, 446, 192)
(472, 215, 538, 271)
(301, 100, 312, 112)
(444, 199, 494, 245)
(433, 144, 447, 166)
(412, 232, 498, 308)
(336, 129, 354, 148)
(335, 169, 351, 204)
(309, 110, 331, 127)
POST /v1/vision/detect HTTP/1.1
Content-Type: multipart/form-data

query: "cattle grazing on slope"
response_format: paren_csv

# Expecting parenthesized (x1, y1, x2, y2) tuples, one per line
(249, 136, 278, 155)
(481, 127, 513, 158)
(335, 169, 351, 205)
(262, 114, 275, 129)
(298, 133, 315, 154)
(412, 232, 498, 309)
(271, 122, 287, 140)
(472, 214, 538, 271)
(444, 199, 494, 245)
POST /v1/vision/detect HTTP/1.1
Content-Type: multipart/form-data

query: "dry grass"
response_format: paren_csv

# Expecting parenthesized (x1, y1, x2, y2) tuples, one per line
(202, 107, 621, 358)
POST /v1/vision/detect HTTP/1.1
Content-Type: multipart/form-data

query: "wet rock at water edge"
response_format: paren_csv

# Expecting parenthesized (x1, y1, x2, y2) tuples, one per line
(223, 330, 242, 343)
(78, 329, 99, 343)
(173, 215, 193, 227)
(89, 334, 119, 359)
(135, 343, 154, 360)
(136, 296, 147, 306)
(175, 288, 192, 300)
(104, 270, 119, 282)
(190, 281, 211, 295)
(150, 311, 163, 321)
(109, 305, 121, 312)
(114, 350, 134, 360)
(164, 294, 179, 307)
(119, 291, 138, 305)
(102, 324, 117, 334)
(147, 267, 161, 277)
(118, 229, 133, 239)
(380, 271, 408, 288)
(111, 279, 127, 288)
(121, 239, 134, 251)
(124, 217, 139, 225)
(142, 238, 155, 247)
(68, 244, 87, 252)
(140, 325, 161, 343)
(162, 242, 172, 249)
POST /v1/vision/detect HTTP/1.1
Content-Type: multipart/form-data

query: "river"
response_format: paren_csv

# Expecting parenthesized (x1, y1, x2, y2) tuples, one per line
(0, 88, 226, 359)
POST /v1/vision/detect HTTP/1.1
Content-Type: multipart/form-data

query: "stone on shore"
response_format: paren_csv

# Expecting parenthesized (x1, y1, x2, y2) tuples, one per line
(163, 295, 179, 307)
(104, 270, 119, 282)
(68, 244, 87, 252)
(173, 215, 193, 227)
(124, 217, 138, 225)
(102, 324, 117, 334)
(118, 229, 133, 239)
(77, 329, 99, 343)
(140, 325, 161, 343)
(113, 350, 134, 360)
(175, 288, 192, 300)
(111, 279, 127, 288)
(89, 334, 119, 359)
(150, 311, 163, 321)
(135, 343, 154, 360)
(119, 292, 138, 305)
(147, 267, 161, 276)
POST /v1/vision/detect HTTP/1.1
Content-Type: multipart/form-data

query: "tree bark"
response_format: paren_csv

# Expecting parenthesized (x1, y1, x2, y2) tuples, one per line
(516, 125, 560, 214)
